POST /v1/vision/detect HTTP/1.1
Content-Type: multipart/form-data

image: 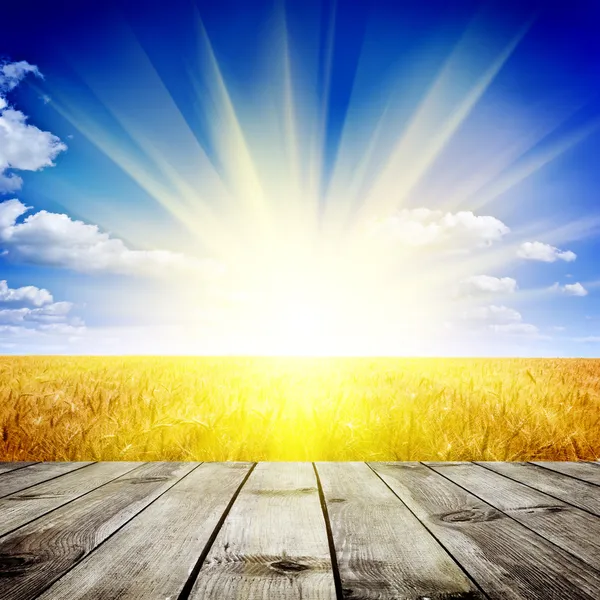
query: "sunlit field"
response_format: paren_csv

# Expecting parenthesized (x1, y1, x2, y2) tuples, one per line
(1, 356, 599, 462)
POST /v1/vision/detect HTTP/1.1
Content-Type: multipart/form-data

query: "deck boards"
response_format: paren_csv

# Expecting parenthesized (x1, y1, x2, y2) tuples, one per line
(189, 462, 336, 600)
(531, 461, 600, 486)
(371, 462, 600, 599)
(479, 461, 600, 516)
(0, 463, 36, 476)
(0, 462, 196, 600)
(0, 462, 141, 538)
(37, 463, 252, 600)
(316, 461, 483, 599)
(0, 462, 92, 499)
(0, 461, 598, 599)
(427, 461, 600, 572)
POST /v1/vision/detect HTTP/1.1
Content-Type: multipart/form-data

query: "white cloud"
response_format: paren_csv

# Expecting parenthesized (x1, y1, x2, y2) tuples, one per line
(489, 323, 540, 336)
(451, 304, 543, 339)
(573, 336, 600, 343)
(462, 304, 522, 323)
(0, 301, 74, 325)
(0, 279, 53, 306)
(28, 301, 75, 323)
(549, 282, 588, 296)
(0, 61, 66, 193)
(0, 308, 29, 324)
(458, 275, 518, 296)
(0, 279, 84, 346)
(37, 323, 86, 335)
(0, 322, 86, 352)
(564, 283, 588, 296)
(517, 241, 576, 262)
(369, 208, 510, 249)
(0, 108, 67, 192)
(0, 199, 220, 277)
(0, 325, 38, 337)
(0, 61, 41, 93)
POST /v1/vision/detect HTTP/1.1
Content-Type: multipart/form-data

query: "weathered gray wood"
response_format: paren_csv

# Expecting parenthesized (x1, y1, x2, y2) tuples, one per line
(0, 461, 197, 600)
(531, 462, 600, 486)
(0, 462, 141, 538)
(317, 461, 483, 599)
(427, 461, 600, 572)
(371, 462, 600, 599)
(479, 462, 600, 516)
(0, 463, 36, 476)
(36, 463, 252, 600)
(189, 462, 336, 600)
(0, 462, 92, 499)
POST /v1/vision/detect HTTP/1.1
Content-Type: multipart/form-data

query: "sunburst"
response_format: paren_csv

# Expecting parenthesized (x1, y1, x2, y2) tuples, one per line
(38, 4, 600, 355)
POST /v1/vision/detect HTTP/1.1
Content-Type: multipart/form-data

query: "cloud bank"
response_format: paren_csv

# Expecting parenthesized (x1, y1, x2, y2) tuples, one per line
(369, 208, 510, 249)
(550, 281, 588, 296)
(458, 275, 518, 296)
(517, 241, 576, 262)
(0, 199, 220, 277)
(0, 279, 85, 346)
(0, 61, 66, 192)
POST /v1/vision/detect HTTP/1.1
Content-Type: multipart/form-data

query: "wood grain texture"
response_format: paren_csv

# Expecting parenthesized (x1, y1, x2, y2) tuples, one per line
(0, 463, 36, 476)
(370, 462, 600, 600)
(189, 462, 336, 600)
(37, 462, 252, 600)
(317, 461, 483, 599)
(0, 461, 197, 600)
(427, 461, 600, 572)
(1, 461, 600, 600)
(0, 462, 92, 499)
(0, 462, 141, 538)
(479, 462, 600, 516)
(531, 462, 600, 486)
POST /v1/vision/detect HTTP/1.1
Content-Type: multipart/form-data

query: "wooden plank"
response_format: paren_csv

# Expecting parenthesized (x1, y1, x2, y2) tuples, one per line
(0, 463, 36, 476)
(316, 461, 483, 599)
(531, 462, 600, 486)
(0, 461, 197, 600)
(0, 462, 141, 538)
(36, 463, 252, 600)
(0, 462, 92, 499)
(370, 462, 600, 599)
(427, 461, 600, 572)
(479, 462, 600, 516)
(189, 462, 336, 600)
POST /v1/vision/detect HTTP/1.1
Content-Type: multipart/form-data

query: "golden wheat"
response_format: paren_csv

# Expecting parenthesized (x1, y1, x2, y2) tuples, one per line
(0, 356, 599, 461)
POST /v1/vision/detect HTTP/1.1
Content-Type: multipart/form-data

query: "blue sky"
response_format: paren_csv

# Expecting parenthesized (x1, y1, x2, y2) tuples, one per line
(2, 0, 600, 356)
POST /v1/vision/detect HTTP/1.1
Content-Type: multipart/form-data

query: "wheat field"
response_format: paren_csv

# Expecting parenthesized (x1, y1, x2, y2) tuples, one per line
(1, 356, 599, 462)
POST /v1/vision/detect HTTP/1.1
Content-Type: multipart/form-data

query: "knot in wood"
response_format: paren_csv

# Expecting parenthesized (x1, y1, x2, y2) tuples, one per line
(270, 559, 310, 572)
(511, 504, 566, 515)
(10, 493, 62, 501)
(418, 593, 482, 600)
(0, 553, 38, 577)
(439, 507, 502, 523)
(418, 593, 483, 600)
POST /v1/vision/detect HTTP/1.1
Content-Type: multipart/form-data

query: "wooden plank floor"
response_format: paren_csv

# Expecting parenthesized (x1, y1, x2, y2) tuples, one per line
(0, 462, 599, 599)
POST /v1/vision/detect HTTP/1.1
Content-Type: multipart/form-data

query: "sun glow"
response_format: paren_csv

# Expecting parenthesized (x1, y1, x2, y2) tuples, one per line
(40, 5, 600, 355)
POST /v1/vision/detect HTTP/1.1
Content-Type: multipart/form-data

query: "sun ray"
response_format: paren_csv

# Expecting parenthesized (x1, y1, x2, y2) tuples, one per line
(467, 116, 600, 213)
(190, 9, 271, 235)
(46, 92, 238, 258)
(306, 0, 337, 217)
(20, 3, 600, 356)
(354, 16, 534, 225)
